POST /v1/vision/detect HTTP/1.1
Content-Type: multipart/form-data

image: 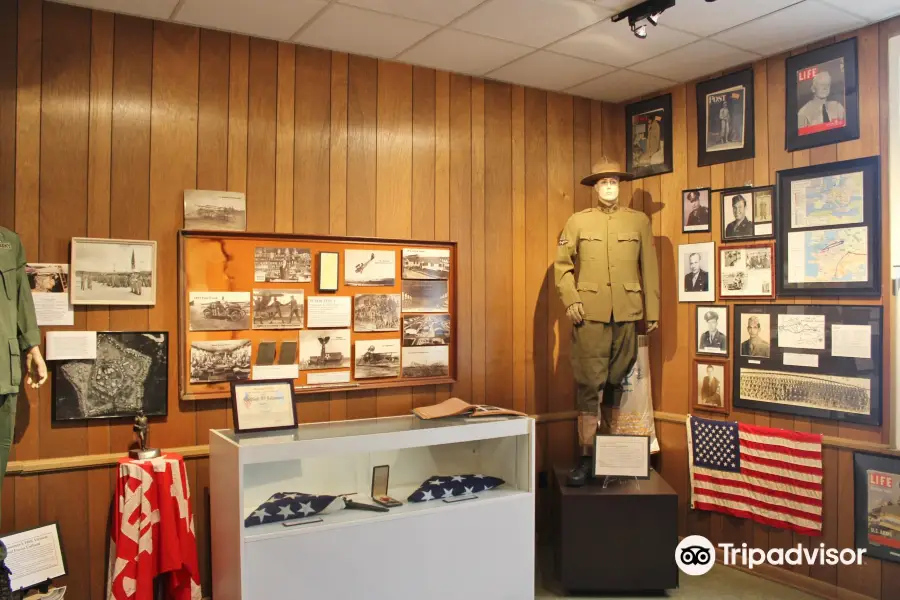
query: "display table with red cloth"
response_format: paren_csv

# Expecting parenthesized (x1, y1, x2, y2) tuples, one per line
(107, 453, 201, 600)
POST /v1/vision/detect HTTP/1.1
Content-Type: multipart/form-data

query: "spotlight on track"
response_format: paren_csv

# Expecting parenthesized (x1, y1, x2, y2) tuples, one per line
(612, 0, 675, 40)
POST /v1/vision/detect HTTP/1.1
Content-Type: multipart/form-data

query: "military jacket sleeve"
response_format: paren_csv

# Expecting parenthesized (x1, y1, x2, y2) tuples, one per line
(15, 237, 41, 352)
(554, 216, 582, 310)
(639, 215, 660, 322)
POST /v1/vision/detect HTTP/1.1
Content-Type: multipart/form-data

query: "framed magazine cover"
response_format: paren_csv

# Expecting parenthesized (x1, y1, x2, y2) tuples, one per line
(626, 94, 673, 180)
(696, 68, 755, 166)
(854, 452, 900, 563)
(786, 38, 860, 151)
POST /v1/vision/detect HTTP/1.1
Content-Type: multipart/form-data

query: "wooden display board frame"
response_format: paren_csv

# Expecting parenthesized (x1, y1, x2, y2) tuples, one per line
(178, 230, 457, 401)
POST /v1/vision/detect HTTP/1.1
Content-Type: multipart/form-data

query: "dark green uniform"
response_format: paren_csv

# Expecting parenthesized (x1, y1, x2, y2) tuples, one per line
(555, 205, 660, 414)
(0, 228, 41, 521)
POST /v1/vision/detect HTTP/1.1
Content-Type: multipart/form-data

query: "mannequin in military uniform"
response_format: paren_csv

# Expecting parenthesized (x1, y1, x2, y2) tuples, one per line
(0, 227, 47, 519)
(554, 159, 660, 486)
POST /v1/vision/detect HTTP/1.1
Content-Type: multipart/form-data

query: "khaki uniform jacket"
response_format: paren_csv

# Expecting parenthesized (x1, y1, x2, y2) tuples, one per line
(555, 206, 660, 324)
(0, 228, 41, 395)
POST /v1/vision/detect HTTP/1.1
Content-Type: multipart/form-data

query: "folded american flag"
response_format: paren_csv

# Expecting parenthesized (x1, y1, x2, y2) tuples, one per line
(687, 415, 823, 536)
(244, 492, 345, 527)
(407, 474, 504, 503)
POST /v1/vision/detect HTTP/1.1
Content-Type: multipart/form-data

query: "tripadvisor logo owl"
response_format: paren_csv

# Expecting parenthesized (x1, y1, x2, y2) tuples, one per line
(676, 536, 716, 576)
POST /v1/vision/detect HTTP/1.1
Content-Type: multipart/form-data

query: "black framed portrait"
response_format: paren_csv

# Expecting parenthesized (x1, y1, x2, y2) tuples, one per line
(696, 68, 755, 166)
(786, 38, 860, 151)
(720, 185, 775, 242)
(854, 452, 900, 564)
(683, 188, 712, 233)
(696, 305, 728, 357)
(732, 304, 882, 426)
(626, 93, 673, 180)
(775, 156, 880, 297)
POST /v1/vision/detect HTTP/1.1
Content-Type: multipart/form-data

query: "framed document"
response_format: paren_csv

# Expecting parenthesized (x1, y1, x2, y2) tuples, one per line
(592, 434, 651, 479)
(776, 156, 880, 297)
(718, 242, 775, 299)
(230, 379, 298, 433)
(0, 522, 67, 592)
(318, 251, 339, 293)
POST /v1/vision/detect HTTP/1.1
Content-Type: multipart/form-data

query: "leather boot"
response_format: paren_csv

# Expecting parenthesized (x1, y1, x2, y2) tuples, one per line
(566, 455, 593, 487)
(566, 413, 598, 487)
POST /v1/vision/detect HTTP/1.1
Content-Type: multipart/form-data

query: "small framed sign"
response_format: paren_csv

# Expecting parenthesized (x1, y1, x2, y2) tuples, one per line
(593, 434, 651, 479)
(230, 379, 298, 434)
(317, 251, 339, 293)
(0, 522, 67, 592)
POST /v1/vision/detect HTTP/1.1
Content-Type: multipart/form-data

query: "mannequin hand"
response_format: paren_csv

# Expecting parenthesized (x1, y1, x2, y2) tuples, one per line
(25, 347, 48, 389)
(646, 321, 659, 334)
(566, 303, 585, 326)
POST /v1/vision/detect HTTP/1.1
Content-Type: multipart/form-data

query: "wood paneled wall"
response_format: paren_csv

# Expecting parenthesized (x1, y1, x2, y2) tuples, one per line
(599, 21, 900, 600)
(0, 1, 612, 597)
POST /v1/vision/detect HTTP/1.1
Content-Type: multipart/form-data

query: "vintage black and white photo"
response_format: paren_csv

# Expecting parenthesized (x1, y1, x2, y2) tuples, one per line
(402, 248, 451, 280)
(696, 69, 754, 166)
(54, 332, 168, 421)
(739, 313, 771, 358)
(252, 290, 305, 329)
(254, 247, 311, 283)
(696, 306, 728, 357)
(722, 192, 754, 240)
(403, 315, 451, 347)
(354, 339, 400, 379)
(354, 294, 401, 332)
(190, 340, 251, 383)
(299, 329, 351, 370)
(683, 188, 711, 233)
(26, 263, 72, 326)
(693, 360, 728, 414)
(719, 243, 775, 299)
(70, 238, 156, 306)
(189, 292, 251, 331)
(786, 38, 859, 151)
(345, 250, 396, 286)
(755, 189, 773, 224)
(678, 242, 715, 303)
(402, 346, 449, 378)
(402, 280, 449, 313)
(183, 190, 247, 231)
(626, 94, 673, 179)
(739, 368, 870, 416)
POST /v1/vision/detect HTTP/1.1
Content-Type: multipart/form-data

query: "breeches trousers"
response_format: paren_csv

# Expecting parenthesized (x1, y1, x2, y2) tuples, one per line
(570, 321, 637, 414)
(0, 394, 15, 525)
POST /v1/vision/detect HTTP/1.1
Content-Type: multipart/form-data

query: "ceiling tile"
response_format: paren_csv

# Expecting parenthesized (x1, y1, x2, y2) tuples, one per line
(176, 0, 327, 40)
(295, 4, 437, 59)
(712, 1, 866, 55)
(659, 0, 802, 37)
(453, 0, 613, 48)
(336, 0, 487, 26)
(55, 0, 180, 20)
(817, 0, 900, 21)
(566, 69, 675, 103)
(549, 19, 699, 68)
(397, 29, 532, 75)
(630, 40, 760, 83)
(487, 51, 615, 91)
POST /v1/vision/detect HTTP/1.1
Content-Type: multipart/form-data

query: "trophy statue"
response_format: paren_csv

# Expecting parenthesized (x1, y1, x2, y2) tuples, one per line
(130, 409, 161, 459)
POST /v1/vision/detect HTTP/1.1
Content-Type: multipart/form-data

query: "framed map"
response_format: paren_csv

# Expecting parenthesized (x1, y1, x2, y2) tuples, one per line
(776, 156, 880, 296)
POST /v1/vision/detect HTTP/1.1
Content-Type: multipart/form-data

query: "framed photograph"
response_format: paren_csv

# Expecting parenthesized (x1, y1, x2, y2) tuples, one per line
(401, 280, 449, 313)
(402, 248, 450, 279)
(70, 237, 157, 306)
(592, 435, 650, 479)
(786, 38, 859, 151)
(183, 189, 247, 231)
(696, 68, 755, 166)
(190, 340, 251, 383)
(776, 156, 880, 297)
(354, 339, 401, 379)
(626, 93, 673, 180)
(678, 242, 715, 303)
(252, 290, 305, 330)
(26, 263, 73, 326)
(189, 292, 251, 331)
(683, 188, 712, 233)
(721, 186, 775, 241)
(696, 305, 728, 357)
(317, 251, 339, 293)
(692, 359, 729, 414)
(253, 247, 311, 283)
(230, 379, 298, 434)
(402, 346, 450, 378)
(354, 294, 401, 332)
(345, 250, 396, 286)
(719, 242, 775, 299)
(403, 315, 451, 347)
(732, 304, 882, 425)
(53, 332, 168, 421)
(299, 329, 351, 370)
(854, 452, 900, 564)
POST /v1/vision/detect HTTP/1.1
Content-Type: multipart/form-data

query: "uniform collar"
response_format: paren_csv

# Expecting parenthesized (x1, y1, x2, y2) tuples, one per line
(595, 202, 619, 215)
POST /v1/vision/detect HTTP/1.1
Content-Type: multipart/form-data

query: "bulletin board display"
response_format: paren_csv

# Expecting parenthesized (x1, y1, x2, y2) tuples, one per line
(178, 231, 457, 401)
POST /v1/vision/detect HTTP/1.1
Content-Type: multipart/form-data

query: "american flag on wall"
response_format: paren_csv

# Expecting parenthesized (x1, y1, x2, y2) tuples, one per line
(687, 415, 824, 536)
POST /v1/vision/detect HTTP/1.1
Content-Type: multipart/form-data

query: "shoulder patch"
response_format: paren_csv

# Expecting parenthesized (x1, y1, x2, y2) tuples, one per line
(558, 236, 568, 247)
